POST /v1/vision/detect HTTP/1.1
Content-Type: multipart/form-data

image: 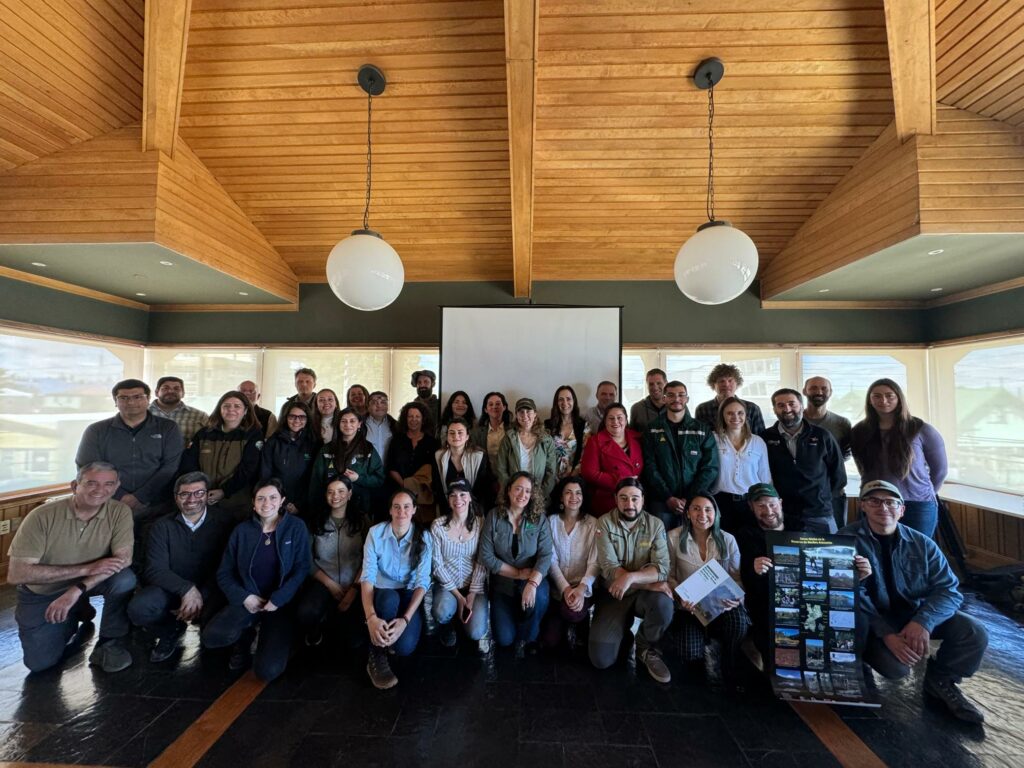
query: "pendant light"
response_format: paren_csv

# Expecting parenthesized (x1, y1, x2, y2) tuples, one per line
(673, 58, 759, 305)
(326, 65, 405, 311)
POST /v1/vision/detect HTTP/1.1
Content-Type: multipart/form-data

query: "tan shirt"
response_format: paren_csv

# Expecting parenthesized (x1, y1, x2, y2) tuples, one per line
(7, 497, 134, 594)
(595, 508, 669, 589)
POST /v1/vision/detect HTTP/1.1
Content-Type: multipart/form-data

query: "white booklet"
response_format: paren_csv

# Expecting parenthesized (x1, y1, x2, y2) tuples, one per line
(673, 559, 745, 627)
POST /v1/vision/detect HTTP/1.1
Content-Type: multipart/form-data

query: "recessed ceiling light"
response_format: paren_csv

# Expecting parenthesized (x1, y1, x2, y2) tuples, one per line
(817, 288, 830, 293)
(238, 291, 249, 296)
(927, 249, 944, 256)
(930, 287, 943, 292)
(135, 292, 147, 297)
(159, 260, 174, 266)
(30, 262, 47, 267)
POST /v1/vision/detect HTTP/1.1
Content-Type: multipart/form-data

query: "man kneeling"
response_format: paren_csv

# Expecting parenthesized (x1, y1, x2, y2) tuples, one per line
(843, 480, 988, 723)
(7, 462, 135, 673)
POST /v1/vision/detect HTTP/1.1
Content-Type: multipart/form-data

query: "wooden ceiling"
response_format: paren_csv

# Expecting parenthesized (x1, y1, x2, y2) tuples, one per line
(0, 0, 1022, 306)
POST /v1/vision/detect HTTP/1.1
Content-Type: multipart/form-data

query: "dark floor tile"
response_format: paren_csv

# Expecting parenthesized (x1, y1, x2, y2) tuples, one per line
(104, 698, 210, 767)
(292, 733, 431, 768)
(599, 712, 650, 746)
(844, 717, 983, 768)
(521, 681, 597, 711)
(744, 750, 842, 768)
(432, 705, 520, 765)
(307, 693, 403, 737)
(197, 700, 322, 768)
(520, 708, 605, 744)
(722, 699, 830, 753)
(0, 721, 57, 761)
(563, 743, 659, 768)
(643, 713, 748, 767)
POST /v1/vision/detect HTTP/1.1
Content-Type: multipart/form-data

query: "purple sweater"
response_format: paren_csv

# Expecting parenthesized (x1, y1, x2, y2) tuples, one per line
(856, 422, 948, 503)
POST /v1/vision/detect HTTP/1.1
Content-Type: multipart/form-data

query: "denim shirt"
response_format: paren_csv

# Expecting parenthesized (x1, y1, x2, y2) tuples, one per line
(360, 521, 432, 591)
(841, 518, 962, 635)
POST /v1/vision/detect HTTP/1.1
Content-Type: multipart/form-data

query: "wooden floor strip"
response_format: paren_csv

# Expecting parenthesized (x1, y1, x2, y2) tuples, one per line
(790, 702, 889, 768)
(148, 671, 266, 768)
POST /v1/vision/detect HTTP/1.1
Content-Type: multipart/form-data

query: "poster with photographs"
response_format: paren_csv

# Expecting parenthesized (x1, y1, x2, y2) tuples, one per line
(766, 532, 879, 708)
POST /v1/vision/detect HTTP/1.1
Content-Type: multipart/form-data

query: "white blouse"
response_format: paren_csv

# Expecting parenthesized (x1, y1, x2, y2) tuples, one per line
(712, 433, 772, 495)
(548, 514, 599, 598)
(666, 527, 742, 588)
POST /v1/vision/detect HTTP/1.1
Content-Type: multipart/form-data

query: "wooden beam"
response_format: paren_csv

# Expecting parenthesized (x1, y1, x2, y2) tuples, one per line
(504, 0, 538, 298)
(143, 0, 192, 157)
(884, 0, 936, 143)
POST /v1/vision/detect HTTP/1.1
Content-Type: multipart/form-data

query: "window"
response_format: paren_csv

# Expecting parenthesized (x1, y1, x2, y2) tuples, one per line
(262, 348, 390, 417)
(0, 328, 142, 493)
(799, 350, 926, 426)
(144, 348, 259, 415)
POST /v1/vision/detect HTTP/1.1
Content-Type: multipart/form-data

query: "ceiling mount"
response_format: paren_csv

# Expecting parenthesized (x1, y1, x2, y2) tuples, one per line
(357, 64, 386, 96)
(693, 57, 724, 90)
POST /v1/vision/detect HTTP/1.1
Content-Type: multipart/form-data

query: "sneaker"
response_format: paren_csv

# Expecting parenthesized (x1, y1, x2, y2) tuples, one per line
(88, 639, 133, 673)
(923, 671, 985, 724)
(638, 645, 671, 684)
(478, 634, 492, 655)
(149, 630, 183, 664)
(304, 630, 324, 648)
(367, 646, 398, 690)
(440, 624, 457, 648)
(228, 643, 250, 671)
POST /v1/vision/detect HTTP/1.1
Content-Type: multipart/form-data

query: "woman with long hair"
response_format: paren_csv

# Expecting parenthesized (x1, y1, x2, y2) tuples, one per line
(667, 494, 749, 687)
(851, 378, 948, 537)
(203, 478, 311, 681)
(711, 396, 772, 534)
(309, 407, 385, 519)
(471, 391, 511, 468)
(479, 470, 553, 657)
(580, 402, 643, 516)
(312, 388, 341, 445)
(433, 417, 496, 514)
(430, 479, 491, 651)
(296, 477, 367, 646)
(346, 384, 370, 419)
(438, 390, 477, 440)
(540, 476, 597, 652)
(544, 385, 589, 480)
(179, 390, 263, 520)
(387, 401, 441, 520)
(260, 401, 317, 516)
(496, 398, 558, 499)
(360, 489, 432, 689)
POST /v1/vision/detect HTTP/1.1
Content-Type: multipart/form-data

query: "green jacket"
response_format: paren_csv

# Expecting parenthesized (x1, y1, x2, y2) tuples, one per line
(496, 430, 558, 500)
(640, 411, 719, 503)
(308, 440, 384, 515)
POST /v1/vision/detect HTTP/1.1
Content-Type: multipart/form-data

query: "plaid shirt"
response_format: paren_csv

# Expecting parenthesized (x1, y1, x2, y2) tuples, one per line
(149, 402, 209, 442)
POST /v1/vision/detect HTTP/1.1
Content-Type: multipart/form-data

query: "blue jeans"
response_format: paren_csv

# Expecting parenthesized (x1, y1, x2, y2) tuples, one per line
(901, 500, 938, 539)
(490, 579, 550, 646)
(432, 585, 490, 641)
(373, 588, 423, 656)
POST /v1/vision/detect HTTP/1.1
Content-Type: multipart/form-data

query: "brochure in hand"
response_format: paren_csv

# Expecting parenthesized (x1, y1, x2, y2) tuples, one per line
(673, 559, 745, 627)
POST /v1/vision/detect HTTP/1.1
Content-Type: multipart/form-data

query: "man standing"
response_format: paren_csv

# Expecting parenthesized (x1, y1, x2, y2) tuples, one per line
(629, 368, 668, 432)
(641, 381, 719, 531)
(76, 379, 184, 519)
(762, 389, 846, 534)
(585, 380, 618, 434)
(7, 462, 136, 673)
(365, 391, 397, 465)
(803, 376, 852, 528)
(589, 478, 674, 683)
(279, 368, 318, 423)
(412, 369, 440, 432)
(694, 363, 766, 435)
(843, 481, 987, 723)
(148, 376, 208, 443)
(128, 471, 234, 662)
(239, 380, 278, 438)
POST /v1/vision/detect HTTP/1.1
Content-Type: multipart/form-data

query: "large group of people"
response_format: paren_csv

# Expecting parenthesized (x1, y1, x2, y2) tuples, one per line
(4, 363, 986, 723)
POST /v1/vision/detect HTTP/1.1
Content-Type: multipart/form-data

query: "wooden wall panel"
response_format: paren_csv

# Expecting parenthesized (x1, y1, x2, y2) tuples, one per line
(0, 485, 70, 580)
(0, 0, 145, 172)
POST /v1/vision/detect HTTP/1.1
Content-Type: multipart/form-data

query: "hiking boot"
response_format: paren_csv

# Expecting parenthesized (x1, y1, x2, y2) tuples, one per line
(638, 644, 671, 684)
(440, 624, 457, 648)
(88, 639, 133, 673)
(924, 671, 984, 724)
(228, 643, 250, 671)
(367, 646, 398, 690)
(149, 624, 185, 664)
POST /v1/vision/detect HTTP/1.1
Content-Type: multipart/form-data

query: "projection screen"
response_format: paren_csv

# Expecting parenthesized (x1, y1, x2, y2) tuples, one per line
(439, 306, 621, 417)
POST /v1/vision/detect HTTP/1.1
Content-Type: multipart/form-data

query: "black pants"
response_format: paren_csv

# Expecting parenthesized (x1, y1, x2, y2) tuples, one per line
(714, 493, 756, 535)
(294, 579, 365, 644)
(127, 583, 224, 637)
(202, 602, 296, 682)
(862, 611, 988, 682)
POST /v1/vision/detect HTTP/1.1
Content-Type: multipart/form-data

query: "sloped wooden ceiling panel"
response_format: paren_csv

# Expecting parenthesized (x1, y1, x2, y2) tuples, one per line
(529, 0, 895, 280)
(0, 0, 144, 172)
(178, 0, 514, 282)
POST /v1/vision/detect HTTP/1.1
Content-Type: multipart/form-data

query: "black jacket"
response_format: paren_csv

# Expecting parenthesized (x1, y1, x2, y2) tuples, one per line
(762, 421, 846, 530)
(260, 430, 316, 512)
(143, 507, 236, 597)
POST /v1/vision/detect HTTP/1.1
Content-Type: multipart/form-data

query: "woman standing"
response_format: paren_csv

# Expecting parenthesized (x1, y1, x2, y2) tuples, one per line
(346, 384, 370, 420)
(667, 494, 749, 687)
(260, 401, 317, 516)
(309, 407, 385, 519)
(430, 479, 490, 651)
(312, 388, 341, 445)
(544, 385, 589, 480)
(434, 417, 496, 513)
(471, 391, 511, 468)
(203, 479, 311, 681)
(496, 398, 558, 499)
(541, 477, 598, 651)
(361, 490, 432, 689)
(296, 477, 366, 646)
(851, 378, 948, 537)
(711, 396, 772, 534)
(580, 403, 643, 517)
(180, 390, 263, 520)
(438, 390, 477, 440)
(387, 402, 441, 520)
(479, 471, 553, 657)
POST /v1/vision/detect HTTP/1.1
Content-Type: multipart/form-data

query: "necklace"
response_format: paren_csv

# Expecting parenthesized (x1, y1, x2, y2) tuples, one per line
(263, 530, 274, 546)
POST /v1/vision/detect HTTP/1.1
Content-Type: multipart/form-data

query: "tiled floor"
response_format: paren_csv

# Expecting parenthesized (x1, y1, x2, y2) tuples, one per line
(0, 587, 1020, 768)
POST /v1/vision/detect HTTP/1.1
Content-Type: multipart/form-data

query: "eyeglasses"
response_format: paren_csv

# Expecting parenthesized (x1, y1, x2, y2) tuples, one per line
(116, 394, 147, 403)
(286, 414, 308, 421)
(862, 497, 902, 510)
(176, 489, 208, 500)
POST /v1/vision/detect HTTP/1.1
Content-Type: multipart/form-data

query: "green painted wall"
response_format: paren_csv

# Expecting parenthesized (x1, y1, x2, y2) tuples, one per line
(925, 286, 1024, 342)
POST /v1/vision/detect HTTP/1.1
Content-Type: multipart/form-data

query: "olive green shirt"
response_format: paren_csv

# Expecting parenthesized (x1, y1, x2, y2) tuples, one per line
(7, 497, 134, 595)
(595, 508, 669, 591)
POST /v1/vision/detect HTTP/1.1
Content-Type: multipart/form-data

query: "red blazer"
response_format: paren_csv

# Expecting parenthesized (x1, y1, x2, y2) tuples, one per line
(580, 428, 644, 517)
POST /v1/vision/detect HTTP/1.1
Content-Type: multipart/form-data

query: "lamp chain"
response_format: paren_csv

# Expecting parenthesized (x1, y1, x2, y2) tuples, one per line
(363, 89, 373, 231)
(706, 78, 715, 223)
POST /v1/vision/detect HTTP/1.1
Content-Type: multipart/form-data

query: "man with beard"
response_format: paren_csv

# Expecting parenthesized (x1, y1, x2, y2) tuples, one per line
(411, 369, 439, 432)
(803, 376, 852, 528)
(763, 389, 846, 534)
(149, 376, 209, 442)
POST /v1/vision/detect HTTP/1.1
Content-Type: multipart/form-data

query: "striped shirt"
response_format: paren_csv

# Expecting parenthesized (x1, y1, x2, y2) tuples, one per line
(430, 517, 487, 594)
(149, 401, 209, 443)
(548, 514, 599, 598)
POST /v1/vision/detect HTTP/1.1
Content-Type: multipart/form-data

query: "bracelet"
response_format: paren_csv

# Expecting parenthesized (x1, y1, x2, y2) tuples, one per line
(397, 616, 409, 625)
(74, 581, 88, 595)
(365, 613, 378, 624)
(526, 579, 539, 588)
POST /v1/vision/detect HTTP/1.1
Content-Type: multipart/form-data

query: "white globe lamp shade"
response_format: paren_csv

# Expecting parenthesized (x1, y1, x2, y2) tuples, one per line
(326, 229, 405, 311)
(673, 220, 758, 305)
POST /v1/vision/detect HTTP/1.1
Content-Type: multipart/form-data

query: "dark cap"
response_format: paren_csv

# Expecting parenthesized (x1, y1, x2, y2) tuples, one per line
(859, 480, 904, 504)
(446, 478, 473, 495)
(411, 370, 436, 387)
(514, 397, 536, 412)
(746, 483, 780, 501)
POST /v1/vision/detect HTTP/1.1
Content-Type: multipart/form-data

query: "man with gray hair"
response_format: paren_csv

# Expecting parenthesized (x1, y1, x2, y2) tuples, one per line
(6, 462, 135, 673)
(128, 471, 235, 663)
